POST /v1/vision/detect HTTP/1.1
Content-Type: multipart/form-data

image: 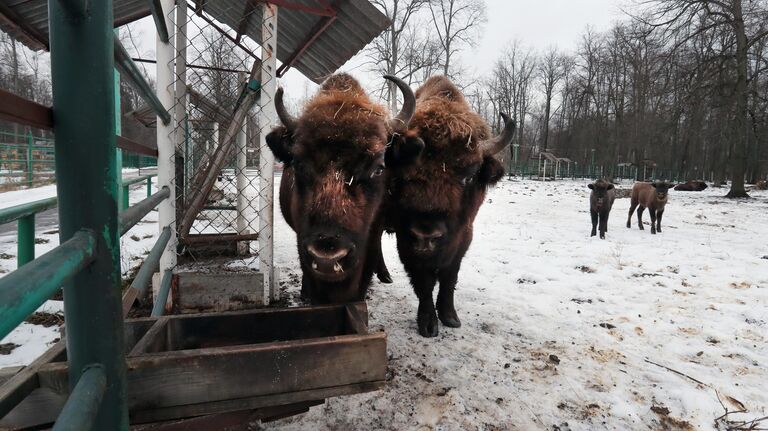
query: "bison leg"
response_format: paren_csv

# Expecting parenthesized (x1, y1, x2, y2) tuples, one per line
(649, 208, 657, 234)
(590, 210, 598, 237)
(656, 210, 663, 233)
(300, 272, 313, 301)
(636, 206, 645, 230)
(599, 211, 609, 239)
(405, 267, 439, 337)
(436, 267, 462, 328)
(627, 202, 638, 228)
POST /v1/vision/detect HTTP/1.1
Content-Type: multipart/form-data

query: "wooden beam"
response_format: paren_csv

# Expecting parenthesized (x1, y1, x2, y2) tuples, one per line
(0, 88, 53, 130)
(235, 0, 258, 43)
(275, 11, 337, 77)
(117, 136, 159, 157)
(0, 2, 49, 51)
(0, 340, 65, 419)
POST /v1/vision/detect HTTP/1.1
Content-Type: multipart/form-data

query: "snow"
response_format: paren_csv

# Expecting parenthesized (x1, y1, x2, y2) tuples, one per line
(0, 175, 161, 366)
(1, 177, 766, 430)
(266, 178, 768, 430)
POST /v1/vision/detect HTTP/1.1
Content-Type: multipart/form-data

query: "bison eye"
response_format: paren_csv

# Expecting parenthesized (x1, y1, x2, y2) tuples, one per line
(461, 175, 474, 186)
(371, 164, 385, 178)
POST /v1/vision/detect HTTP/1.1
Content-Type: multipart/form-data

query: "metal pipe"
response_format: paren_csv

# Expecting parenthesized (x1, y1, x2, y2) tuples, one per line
(0, 197, 58, 225)
(114, 35, 172, 125)
(147, 0, 170, 43)
(151, 269, 173, 316)
(118, 186, 170, 236)
(17, 215, 34, 268)
(236, 73, 249, 255)
(156, 0, 178, 309)
(122, 226, 172, 316)
(0, 230, 96, 340)
(51, 364, 107, 431)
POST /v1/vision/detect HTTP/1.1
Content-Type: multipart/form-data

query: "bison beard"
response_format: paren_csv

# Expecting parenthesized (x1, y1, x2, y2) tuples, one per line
(386, 76, 516, 337)
(266, 73, 415, 304)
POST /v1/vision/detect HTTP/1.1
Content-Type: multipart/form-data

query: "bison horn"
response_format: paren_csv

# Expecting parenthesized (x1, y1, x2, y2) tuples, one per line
(383, 75, 416, 133)
(274, 87, 298, 132)
(479, 112, 516, 156)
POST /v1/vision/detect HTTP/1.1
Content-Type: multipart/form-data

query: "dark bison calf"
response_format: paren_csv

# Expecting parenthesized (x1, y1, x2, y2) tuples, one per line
(626, 182, 674, 234)
(674, 180, 708, 191)
(588, 179, 615, 239)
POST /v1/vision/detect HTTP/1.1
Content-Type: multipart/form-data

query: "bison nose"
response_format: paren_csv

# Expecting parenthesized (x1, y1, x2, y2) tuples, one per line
(409, 223, 446, 253)
(307, 239, 351, 276)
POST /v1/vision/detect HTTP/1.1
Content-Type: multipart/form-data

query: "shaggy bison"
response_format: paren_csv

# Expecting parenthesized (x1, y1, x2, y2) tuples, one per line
(385, 76, 516, 337)
(674, 180, 708, 191)
(626, 182, 674, 234)
(588, 179, 615, 239)
(266, 73, 415, 304)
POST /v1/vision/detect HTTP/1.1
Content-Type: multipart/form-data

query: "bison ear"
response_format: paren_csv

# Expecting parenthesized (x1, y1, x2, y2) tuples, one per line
(478, 156, 504, 186)
(651, 182, 658, 188)
(265, 126, 294, 164)
(607, 184, 615, 190)
(386, 134, 424, 167)
(588, 184, 595, 190)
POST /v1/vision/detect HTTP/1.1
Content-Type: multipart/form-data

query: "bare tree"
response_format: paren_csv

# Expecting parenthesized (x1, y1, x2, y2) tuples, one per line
(637, 0, 768, 197)
(428, 0, 486, 77)
(538, 47, 567, 152)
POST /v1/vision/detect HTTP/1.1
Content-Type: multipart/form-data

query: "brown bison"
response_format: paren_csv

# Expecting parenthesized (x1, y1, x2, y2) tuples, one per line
(674, 180, 708, 191)
(384, 76, 516, 337)
(266, 73, 415, 304)
(626, 182, 674, 234)
(588, 179, 615, 239)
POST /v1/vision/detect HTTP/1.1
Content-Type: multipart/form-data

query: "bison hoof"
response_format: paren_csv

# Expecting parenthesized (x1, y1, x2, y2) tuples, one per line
(417, 312, 439, 338)
(600, 233, 606, 239)
(638, 225, 644, 230)
(438, 311, 461, 328)
(651, 229, 656, 235)
(377, 271, 393, 284)
(657, 227, 662, 233)
(590, 231, 597, 237)
(626, 222, 631, 228)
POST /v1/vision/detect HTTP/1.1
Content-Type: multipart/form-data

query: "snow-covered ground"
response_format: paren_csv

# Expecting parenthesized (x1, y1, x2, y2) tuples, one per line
(1, 177, 766, 430)
(266, 179, 768, 431)
(0, 175, 160, 367)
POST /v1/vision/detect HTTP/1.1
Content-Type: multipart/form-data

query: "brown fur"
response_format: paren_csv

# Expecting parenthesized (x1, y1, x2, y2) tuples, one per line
(386, 76, 508, 337)
(627, 182, 674, 234)
(267, 73, 391, 304)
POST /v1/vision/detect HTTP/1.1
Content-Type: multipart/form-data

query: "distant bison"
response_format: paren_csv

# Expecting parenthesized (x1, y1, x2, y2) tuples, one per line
(626, 182, 674, 234)
(588, 179, 615, 239)
(384, 76, 515, 337)
(674, 180, 708, 191)
(266, 73, 415, 304)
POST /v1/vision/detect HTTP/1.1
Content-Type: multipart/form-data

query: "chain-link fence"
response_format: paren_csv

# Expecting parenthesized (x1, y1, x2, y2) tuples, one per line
(161, 3, 277, 299)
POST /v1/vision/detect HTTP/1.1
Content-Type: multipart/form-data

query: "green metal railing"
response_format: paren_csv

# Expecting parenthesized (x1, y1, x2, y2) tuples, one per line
(0, 131, 55, 186)
(0, 174, 156, 268)
(51, 364, 107, 431)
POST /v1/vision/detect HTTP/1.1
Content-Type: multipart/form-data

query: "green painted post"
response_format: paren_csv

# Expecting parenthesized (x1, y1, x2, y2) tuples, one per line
(17, 214, 34, 268)
(26, 132, 33, 186)
(49, 0, 129, 428)
(146, 176, 152, 198)
(513, 144, 519, 177)
(122, 184, 129, 210)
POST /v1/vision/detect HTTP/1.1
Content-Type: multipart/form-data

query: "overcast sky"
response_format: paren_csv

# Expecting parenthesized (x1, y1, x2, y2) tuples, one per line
(126, 0, 629, 103)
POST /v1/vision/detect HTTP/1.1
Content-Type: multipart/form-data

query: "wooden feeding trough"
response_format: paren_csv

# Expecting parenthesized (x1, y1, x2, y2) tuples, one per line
(0, 303, 386, 429)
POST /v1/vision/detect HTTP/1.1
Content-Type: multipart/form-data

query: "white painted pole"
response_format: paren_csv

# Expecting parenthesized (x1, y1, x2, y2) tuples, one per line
(258, 4, 278, 303)
(236, 71, 249, 255)
(156, 0, 177, 303)
(210, 122, 218, 153)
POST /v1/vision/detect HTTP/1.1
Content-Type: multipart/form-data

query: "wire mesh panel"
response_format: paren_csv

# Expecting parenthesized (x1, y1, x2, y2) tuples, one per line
(162, 2, 278, 302)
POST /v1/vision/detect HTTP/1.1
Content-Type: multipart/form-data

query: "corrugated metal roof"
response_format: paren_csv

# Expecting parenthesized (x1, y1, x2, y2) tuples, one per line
(0, 0, 388, 83)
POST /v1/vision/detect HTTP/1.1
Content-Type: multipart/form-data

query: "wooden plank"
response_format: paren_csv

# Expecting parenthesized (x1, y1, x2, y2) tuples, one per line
(130, 382, 382, 424)
(129, 318, 169, 356)
(0, 89, 53, 130)
(0, 367, 23, 386)
(175, 271, 264, 314)
(0, 387, 65, 430)
(117, 136, 159, 158)
(0, 340, 65, 419)
(345, 304, 368, 335)
(38, 333, 387, 411)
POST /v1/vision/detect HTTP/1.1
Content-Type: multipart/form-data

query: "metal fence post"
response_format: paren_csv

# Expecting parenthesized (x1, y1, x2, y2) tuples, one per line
(26, 132, 33, 186)
(147, 176, 152, 197)
(17, 214, 34, 267)
(49, 0, 129, 428)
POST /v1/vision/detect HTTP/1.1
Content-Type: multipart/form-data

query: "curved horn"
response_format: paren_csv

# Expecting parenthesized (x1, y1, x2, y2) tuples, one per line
(383, 74, 416, 133)
(479, 112, 516, 156)
(274, 87, 298, 132)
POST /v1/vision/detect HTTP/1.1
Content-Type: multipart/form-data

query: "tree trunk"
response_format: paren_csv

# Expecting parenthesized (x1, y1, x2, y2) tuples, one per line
(726, 0, 749, 197)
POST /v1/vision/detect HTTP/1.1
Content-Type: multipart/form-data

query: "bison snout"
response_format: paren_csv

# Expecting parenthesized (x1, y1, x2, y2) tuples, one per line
(409, 223, 446, 254)
(306, 239, 353, 280)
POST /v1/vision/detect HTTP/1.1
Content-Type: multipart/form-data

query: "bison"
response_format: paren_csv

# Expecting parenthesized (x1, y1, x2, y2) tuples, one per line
(588, 179, 615, 239)
(674, 180, 708, 191)
(266, 73, 415, 304)
(384, 76, 516, 337)
(626, 182, 674, 234)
